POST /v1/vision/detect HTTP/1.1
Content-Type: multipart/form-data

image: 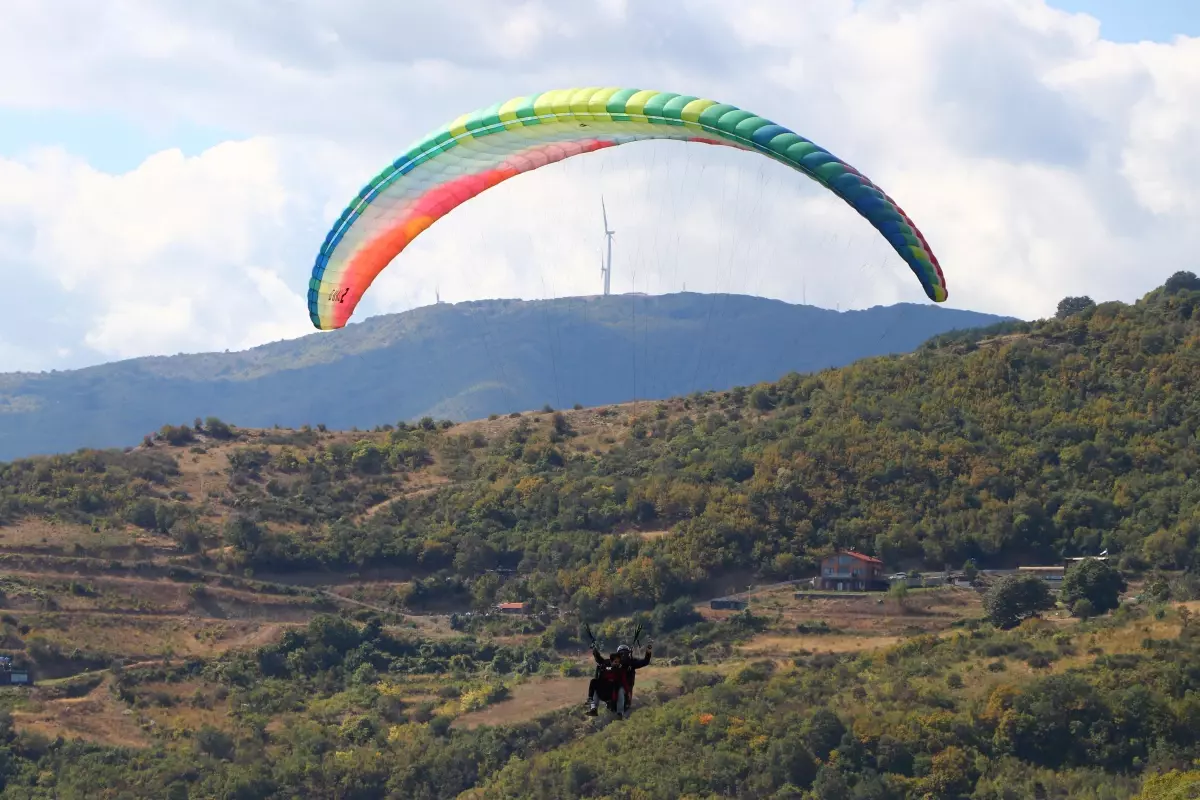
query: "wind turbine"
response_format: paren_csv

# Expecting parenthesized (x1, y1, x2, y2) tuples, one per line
(601, 196, 614, 296)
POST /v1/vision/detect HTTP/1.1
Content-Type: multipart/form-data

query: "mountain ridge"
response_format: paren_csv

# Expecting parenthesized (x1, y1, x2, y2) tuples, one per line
(0, 292, 1011, 460)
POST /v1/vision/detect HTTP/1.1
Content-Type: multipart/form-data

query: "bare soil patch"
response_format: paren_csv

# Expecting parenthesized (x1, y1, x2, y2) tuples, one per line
(0, 520, 134, 553)
(715, 586, 982, 637)
(738, 633, 903, 659)
(451, 676, 585, 729)
(12, 677, 150, 748)
(627, 529, 671, 541)
(15, 613, 292, 659)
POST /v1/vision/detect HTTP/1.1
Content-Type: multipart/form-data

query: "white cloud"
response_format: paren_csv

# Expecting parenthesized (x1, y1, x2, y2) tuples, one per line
(0, 138, 345, 361)
(0, 0, 1196, 371)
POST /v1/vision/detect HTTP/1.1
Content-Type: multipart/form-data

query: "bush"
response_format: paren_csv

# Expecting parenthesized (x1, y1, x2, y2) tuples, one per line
(1026, 653, 1053, 669)
(428, 715, 453, 737)
(195, 726, 235, 760)
(983, 574, 1055, 629)
(1062, 560, 1127, 614)
(157, 424, 194, 446)
(204, 417, 234, 439)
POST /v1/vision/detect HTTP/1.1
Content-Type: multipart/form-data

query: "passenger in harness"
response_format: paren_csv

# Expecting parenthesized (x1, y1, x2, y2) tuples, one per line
(612, 642, 652, 717)
(585, 647, 622, 715)
(584, 625, 652, 719)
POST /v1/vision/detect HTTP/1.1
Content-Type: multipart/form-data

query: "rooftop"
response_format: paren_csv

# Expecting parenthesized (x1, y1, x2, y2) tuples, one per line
(826, 550, 884, 565)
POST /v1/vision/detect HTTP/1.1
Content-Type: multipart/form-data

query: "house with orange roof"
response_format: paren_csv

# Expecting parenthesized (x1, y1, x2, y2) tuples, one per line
(816, 550, 888, 592)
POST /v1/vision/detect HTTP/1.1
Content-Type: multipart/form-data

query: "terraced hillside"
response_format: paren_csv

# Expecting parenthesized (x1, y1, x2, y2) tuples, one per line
(0, 275, 1195, 796)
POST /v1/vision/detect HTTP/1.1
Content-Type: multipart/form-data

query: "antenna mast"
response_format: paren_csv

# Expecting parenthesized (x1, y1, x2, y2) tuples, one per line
(601, 196, 614, 296)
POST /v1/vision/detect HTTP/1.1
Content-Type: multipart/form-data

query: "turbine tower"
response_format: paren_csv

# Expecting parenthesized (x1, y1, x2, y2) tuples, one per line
(601, 196, 614, 296)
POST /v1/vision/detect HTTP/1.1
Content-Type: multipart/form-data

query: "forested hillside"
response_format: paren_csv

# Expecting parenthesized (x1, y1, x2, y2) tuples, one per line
(0, 293, 1006, 461)
(3, 275, 1199, 619)
(475, 611, 1200, 799)
(0, 274, 1196, 798)
(0, 595, 1195, 798)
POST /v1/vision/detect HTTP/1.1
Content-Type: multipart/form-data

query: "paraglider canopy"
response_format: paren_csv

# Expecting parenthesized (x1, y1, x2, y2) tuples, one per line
(307, 87, 948, 330)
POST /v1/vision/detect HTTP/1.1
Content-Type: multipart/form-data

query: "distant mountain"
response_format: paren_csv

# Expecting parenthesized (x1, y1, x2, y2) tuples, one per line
(0, 293, 1010, 460)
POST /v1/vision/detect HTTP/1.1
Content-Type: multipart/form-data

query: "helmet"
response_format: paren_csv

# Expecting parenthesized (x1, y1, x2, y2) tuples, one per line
(617, 645, 632, 655)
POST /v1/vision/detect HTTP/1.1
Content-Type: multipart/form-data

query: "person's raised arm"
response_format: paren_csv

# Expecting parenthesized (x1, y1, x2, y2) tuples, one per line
(632, 646, 652, 669)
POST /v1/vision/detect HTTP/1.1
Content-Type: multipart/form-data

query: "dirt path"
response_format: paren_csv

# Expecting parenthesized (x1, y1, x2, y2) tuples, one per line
(358, 476, 456, 520)
(452, 665, 686, 730)
(317, 588, 404, 618)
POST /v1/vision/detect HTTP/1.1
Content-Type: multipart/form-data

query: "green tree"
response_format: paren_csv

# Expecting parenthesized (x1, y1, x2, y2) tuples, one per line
(1145, 575, 1173, 603)
(1134, 769, 1200, 799)
(810, 766, 850, 800)
(350, 441, 384, 474)
(222, 515, 262, 552)
(963, 558, 979, 584)
(1163, 270, 1200, 295)
(920, 746, 975, 797)
(470, 573, 501, 611)
(204, 416, 233, 439)
(1062, 559, 1127, 615)
(803, 709, 846, 761)
(195, 726, 236, 760)
(125, 499, 159, 530)
(551, 412, 570, 436)
(749, 388, 774, 411)
(983, 573, 1055, 629)
(1056, 295, 1096, 318)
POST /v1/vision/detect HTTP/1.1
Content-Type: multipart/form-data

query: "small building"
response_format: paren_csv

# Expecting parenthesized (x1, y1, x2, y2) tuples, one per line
(0, 669, 31, 686)
(1064, 556, 1109, 569)
(817, 551, 887, 592)
(710, 597, 748, 610)
(0, 657, 31, 687)
(496, 602, 529, 615)
(1019, 565, 1065, 585)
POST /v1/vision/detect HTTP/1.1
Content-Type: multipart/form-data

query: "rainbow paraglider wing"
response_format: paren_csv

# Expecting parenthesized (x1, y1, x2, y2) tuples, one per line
(308, 87, 947, 330)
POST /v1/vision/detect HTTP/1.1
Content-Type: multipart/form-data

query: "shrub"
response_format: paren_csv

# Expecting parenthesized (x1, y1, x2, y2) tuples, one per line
(983, 574, 1055, 629)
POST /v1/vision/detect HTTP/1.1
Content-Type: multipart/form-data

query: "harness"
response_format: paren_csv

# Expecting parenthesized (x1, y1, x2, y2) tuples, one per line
(584, 622, 647, 705)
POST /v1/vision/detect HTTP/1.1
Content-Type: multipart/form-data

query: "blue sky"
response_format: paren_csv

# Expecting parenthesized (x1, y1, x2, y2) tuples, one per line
(0, 109, 236, 173)
(1051, 0, 1199, 41)
(0, 0, 1197, 372)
